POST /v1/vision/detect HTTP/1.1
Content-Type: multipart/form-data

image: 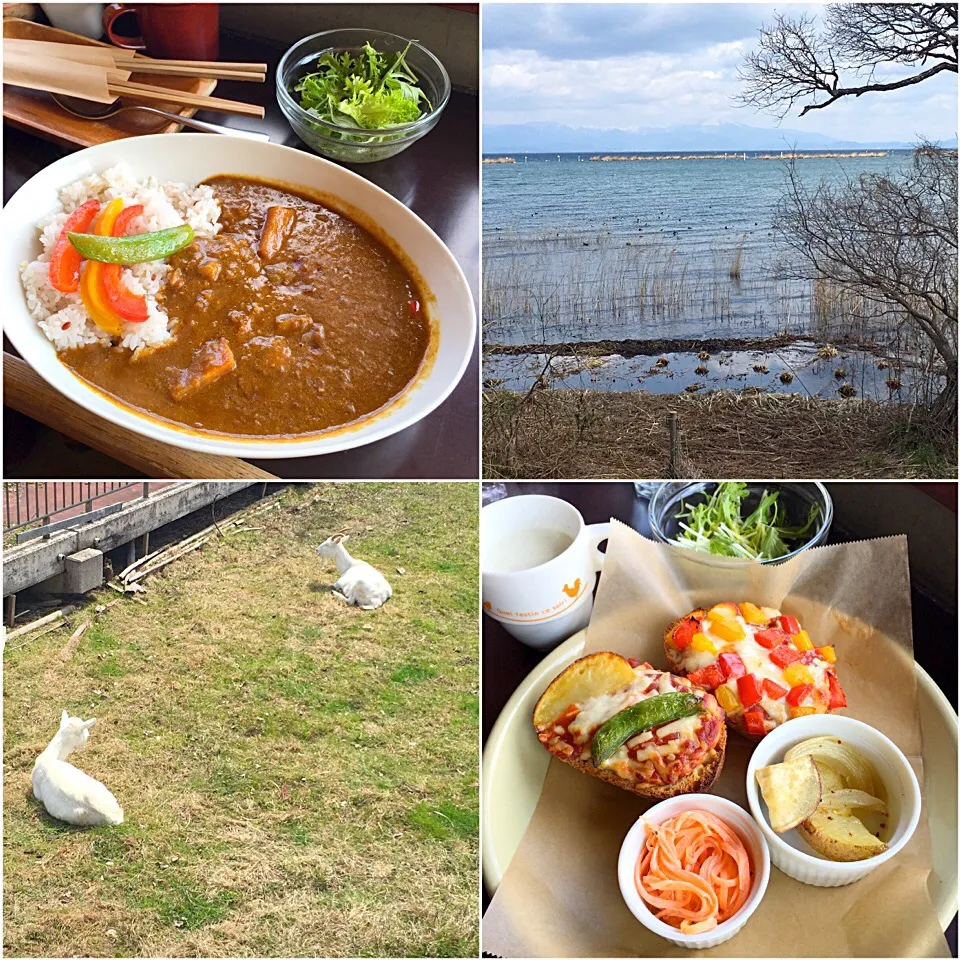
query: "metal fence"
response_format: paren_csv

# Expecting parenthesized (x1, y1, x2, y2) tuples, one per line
(2, 482, 151, 536)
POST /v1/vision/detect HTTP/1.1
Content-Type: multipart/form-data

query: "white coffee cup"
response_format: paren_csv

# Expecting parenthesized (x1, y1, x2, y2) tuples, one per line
(481, 495, 609, 649)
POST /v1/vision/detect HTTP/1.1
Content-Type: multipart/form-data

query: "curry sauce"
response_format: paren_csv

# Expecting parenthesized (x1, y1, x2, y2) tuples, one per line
(61, 176, 431, 437)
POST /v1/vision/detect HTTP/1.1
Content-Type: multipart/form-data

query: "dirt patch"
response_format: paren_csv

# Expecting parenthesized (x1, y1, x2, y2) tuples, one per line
(483, 388, 956, 479)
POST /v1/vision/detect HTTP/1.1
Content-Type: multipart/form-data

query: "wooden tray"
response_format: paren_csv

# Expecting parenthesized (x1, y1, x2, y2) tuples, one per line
(2, 18, 218, 147)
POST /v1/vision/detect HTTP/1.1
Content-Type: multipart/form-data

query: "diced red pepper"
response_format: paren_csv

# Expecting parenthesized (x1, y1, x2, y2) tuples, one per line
(778, 615, 801, 635)
(762, 678, 788, 700)
(736, 673, 763, 708)
(769, 643, 804, 669)
(786, 683, 813, 706)
(672, 618, 698, 650)
(743, 705, 767, 737)
(718, 652, 746, 679)
(827, 674, 847, 709)
(686, 663, 725, 691)
(48, 199, 100, 293)
(754, 627, 787, 649)
(408, 299, 421, 315)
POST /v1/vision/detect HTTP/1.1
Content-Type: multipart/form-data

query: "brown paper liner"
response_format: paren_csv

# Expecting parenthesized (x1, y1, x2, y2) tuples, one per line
(483, 522, 947, 958)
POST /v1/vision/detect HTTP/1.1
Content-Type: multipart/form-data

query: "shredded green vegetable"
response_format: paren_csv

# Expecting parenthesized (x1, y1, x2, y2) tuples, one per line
(669, 482, 819, 561)
(294, 40, 430, 138)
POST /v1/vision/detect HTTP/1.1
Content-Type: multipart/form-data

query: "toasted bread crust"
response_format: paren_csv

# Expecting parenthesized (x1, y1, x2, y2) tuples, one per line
(533, 650, 727, 800)
(545, 721, 727, 799)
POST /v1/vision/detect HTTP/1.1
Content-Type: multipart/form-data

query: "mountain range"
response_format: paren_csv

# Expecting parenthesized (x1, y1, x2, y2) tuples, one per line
(482, 121, 955, 154)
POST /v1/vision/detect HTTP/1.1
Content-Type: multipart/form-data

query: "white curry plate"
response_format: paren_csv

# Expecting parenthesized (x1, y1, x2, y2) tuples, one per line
(3, 134, 476, 458)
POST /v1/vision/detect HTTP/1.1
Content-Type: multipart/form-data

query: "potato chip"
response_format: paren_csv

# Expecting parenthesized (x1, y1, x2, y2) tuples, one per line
(755, 755, 822, 832)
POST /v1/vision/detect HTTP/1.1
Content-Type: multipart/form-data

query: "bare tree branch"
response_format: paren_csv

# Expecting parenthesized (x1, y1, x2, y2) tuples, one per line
(737, 4, 958, 120)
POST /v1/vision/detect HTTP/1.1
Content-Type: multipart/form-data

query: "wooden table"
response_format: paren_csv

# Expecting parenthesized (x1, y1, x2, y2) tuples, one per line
(3, 30, 479, 479)
(481, 482, 958, 955)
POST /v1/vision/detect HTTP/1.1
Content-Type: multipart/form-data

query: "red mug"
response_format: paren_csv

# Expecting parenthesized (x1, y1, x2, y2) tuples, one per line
(102, 3, 220, 61)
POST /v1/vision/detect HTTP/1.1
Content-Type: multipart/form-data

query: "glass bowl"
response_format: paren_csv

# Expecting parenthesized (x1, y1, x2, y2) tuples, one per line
(276, 28, 451, 164)
(647, 481, 833, 564)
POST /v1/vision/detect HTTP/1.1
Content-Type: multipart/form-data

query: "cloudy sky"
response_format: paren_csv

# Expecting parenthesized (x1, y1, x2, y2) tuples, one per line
(483, 3, 958, 140)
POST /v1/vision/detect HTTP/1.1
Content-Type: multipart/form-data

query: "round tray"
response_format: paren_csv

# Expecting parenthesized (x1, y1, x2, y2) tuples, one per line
(482, 630, 958, 931)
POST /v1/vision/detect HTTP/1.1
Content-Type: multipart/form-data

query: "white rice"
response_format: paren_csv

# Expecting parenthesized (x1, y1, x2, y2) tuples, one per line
(20, 162, 221, 353)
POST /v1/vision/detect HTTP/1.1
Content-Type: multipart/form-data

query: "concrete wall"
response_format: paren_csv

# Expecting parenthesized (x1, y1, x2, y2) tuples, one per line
(3, 482, 255, 596)
(220, 4, 479, 90)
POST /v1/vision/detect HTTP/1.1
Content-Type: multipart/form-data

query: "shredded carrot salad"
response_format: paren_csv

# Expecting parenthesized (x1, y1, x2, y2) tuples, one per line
(635, 810, 753, 934)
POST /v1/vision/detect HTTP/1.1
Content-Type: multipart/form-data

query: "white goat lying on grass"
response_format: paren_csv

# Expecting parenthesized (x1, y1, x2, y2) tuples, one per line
(32, 711, 124, 827)
(317, 534, 392, 610)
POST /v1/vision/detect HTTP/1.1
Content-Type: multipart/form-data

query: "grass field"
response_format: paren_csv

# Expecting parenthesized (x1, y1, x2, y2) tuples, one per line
(3, 483, 479, 958)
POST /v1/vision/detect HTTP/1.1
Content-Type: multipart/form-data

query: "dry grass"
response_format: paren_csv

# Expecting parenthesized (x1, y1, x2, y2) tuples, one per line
(3, 484, 478, 958)
(483, 389, 956, 479)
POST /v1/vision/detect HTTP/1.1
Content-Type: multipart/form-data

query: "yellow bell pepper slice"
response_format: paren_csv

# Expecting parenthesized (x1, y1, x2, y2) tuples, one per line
(710, 619, 746, 643)
(738, 601, 767, 625)
(715, 684, 740, 713)
(817, 645, 837, 664)
(794, 629, 814, 651)
(783, 662, 814, 687)
(706, 602, 739, 623)
(790, 705, 818, 719)
(79, 197, 125, 336)
(690, 633, 717, 654)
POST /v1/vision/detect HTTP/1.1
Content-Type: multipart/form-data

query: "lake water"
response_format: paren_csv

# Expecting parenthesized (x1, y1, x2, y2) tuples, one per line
(482, 151, 932, 400)
(483, 151, 913, 343)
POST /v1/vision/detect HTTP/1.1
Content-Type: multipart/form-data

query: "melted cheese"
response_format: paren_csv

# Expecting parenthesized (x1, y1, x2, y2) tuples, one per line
(689, 610, 832, 726)
(567, 667, 709, 777)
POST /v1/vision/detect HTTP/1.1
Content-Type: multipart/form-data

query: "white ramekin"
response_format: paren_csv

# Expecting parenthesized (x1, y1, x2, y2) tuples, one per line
(745, 714, 921, 887)
(617, 794, 771, 950)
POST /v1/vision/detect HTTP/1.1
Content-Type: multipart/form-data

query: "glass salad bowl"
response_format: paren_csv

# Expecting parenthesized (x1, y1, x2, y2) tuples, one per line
(276, 28, 451, 163)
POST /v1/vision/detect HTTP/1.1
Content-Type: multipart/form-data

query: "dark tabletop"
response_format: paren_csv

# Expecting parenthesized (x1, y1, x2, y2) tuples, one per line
(481, 482, 958, 953)
(3, 29, 478, 480)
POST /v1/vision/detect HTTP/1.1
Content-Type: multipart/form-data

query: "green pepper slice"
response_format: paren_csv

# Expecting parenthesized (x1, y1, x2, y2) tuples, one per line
(67, 223, 195, 265)
(591, 692, 702, 766)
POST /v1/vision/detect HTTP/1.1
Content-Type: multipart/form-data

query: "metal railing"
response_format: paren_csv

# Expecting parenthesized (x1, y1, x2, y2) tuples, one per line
(2, 482, 150, 537)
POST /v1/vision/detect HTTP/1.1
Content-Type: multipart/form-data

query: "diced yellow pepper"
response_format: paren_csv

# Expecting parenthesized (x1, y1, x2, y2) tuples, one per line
(710, 619, 746, 643)
(707, 602, 739, 623)
(817, 645, 837, 664)
(794, 629, 814, 651)
(790, 705, 817, 719)
(716, 684, 741, 713)
(690, 633, 717, 654)
(719, 644, 739, 654)
(738, 601, 767, 625)
(782, 663, 814, 687)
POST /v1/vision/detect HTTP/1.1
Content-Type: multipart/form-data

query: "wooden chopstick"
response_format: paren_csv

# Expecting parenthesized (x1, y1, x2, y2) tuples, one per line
(115, 61, 266, 82)
(143, 59, 268, 72)
(108, 80, 265, 117)
(4, 356, 277, 480)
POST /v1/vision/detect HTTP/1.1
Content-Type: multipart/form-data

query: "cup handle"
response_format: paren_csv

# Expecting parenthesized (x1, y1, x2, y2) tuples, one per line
(102, 3, 146, 50)
(584, 522, 610, 571)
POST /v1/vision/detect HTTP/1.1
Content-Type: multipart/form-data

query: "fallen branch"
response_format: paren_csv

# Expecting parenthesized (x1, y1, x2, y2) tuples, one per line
(59, 622, 89, 661)
(5, 606, 76, 641)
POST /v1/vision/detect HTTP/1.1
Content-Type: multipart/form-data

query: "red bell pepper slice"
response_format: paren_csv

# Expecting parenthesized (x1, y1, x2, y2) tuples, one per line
(786, 683, 813, 706)
(718, 652, 746, 679)
(769, 643, 804, 669)
(49, 199, 100, 293)
(101, 204, 148, 323)
(743, 705, 767, 737)
(827, 674, 847, 709)
(754, 627, 786, 649)
(762, 678, 788, 700)
(778, 615, 801, 635)
(686, 663, 725, 690)
(736, 673, 763, 708)
(672, 618, 698, 650)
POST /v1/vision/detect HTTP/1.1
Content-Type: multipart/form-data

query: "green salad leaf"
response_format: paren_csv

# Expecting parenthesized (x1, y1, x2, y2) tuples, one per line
(669, 481, 820, 561)
(294, 40, 431, 138)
